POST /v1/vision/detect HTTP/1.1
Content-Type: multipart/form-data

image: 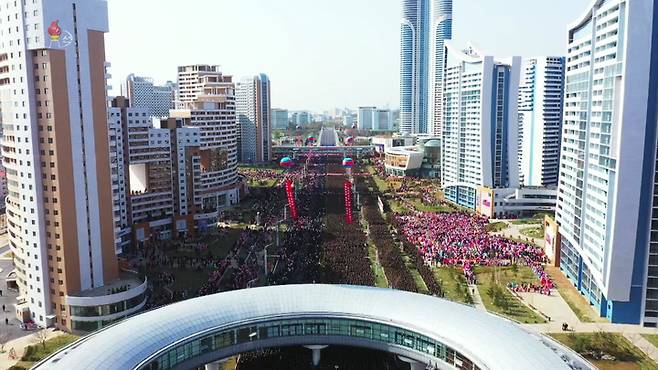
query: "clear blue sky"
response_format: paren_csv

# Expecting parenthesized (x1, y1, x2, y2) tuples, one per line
(105, 0, 591, 112)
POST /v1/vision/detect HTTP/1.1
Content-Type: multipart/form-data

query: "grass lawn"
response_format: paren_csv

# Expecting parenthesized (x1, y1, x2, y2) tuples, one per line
(486, 221, 508, 232)
(476, 266, 547, 324)
(433, 267, 473, 304)
(545, 266, 606, 323)
(410, 199, 455, 213)
(221, 357, 238, 370)
(520, 226, 544, 239)
(389, 199, 410, 214)
(248, 178, 279, 188)
(160, 267, 209, 292)
(551, 333, 658, 370)
(11, 334, 80, 369)
(401, 255, 429, 294)
(207, 229, 243, 259)
(510, 218, 542, 225)
(368, 242, 389, 288)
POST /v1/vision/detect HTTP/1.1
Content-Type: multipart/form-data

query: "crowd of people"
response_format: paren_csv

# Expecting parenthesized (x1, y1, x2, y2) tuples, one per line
(395, 211, 553, 294)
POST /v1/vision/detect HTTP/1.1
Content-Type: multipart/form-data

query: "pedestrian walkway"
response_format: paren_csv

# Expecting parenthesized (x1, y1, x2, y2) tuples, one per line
(0, 328, 64, 370)
(516, 289, 579, 324)
(468, 284, 486, 311)
(624, 333, 658, 363)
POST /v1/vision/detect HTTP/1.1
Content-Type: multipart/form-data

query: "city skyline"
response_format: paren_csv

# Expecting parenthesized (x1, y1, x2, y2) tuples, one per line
(105, 0, 590, 112)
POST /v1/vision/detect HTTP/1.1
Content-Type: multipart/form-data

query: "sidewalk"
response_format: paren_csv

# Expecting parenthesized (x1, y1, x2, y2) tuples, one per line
(0, 328, 64, 369)
(624, 333, 658, 364)
(468, 284, 486, 311)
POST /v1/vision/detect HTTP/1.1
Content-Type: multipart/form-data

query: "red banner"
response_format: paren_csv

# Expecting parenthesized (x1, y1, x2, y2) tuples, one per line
(344, 180, 353, 224)
(285, 180, 299, 220)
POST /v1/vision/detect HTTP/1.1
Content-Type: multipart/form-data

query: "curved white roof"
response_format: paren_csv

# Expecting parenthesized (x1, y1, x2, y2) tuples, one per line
(35, 285, 593, 370)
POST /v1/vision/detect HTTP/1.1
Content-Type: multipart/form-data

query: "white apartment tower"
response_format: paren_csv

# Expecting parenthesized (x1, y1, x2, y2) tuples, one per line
(556, 0, 658, 325)
(123, 74, 175, 118)
(441, 43, 521, 209)
(236, 74, 271, 163)
(0, 0, 146, 331)
(518, 57, 566, 187)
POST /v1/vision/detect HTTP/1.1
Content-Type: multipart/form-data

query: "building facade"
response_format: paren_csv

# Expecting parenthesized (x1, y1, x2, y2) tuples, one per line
(400, 0, 452, 135)
(441, 43, 521, 209)
(556, 0, 658, 325)
(172, 65, 241, 230)
(374, 109, 393, 131)
(0, 0, 146, 331)
(357, 106, 376, 130)
(236, 74, 272, 163)
(272, 108, 289, 130)
(429, 0, 453, 137)
(518, 57, 566, 187)
(122, 74, 175, 118)
(400, 0, 429, 134)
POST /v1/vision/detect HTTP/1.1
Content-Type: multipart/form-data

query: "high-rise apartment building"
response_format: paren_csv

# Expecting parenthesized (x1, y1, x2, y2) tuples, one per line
(358, 106, 376, 130)
(441, 44, 521, 209)
(171, 65, 241, 228)
(429, 0, 453, 137)
(236, 74, 272, 163)
(374, 109, 393, 131)
(0, 0, 146, 331)
(400, 0, 452, 135)
(518, 57, 565, 187)
(122, 74, 176, 118)
(272, 108, 289, 129)
(110, 97, 175, 247)
(556, 0, 658, 325)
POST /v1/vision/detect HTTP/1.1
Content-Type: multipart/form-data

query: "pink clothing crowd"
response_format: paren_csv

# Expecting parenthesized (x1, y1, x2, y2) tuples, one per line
(396, 211, 553, 294)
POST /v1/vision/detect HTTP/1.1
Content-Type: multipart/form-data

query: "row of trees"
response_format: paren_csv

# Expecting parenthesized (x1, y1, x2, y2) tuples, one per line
(361, 196, 418, 293)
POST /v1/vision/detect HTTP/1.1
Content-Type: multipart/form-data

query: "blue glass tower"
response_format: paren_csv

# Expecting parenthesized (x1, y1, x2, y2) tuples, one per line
(429, 0, 452, 136)
(400, 0, 429, 134)
(400, 0, 451, 135)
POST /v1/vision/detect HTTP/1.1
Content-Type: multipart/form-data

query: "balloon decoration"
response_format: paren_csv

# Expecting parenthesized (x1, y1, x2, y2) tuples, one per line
(342, 157, 354, 168)
(279, 157, 293, 168)
(344, 180, 353, 224)
(279, 157, 298, 220)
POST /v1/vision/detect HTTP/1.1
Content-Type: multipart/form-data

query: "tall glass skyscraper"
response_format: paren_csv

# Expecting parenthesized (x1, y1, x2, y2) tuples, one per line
(400, 0, 452, 135)
(429, 0, 453, 137)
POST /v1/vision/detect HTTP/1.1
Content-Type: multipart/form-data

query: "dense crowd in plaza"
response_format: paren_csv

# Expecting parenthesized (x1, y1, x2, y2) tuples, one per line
(395, 211, 553, 293)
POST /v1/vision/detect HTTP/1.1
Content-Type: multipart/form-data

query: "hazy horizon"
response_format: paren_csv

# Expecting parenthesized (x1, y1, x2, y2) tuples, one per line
(105, 0, 590, 112)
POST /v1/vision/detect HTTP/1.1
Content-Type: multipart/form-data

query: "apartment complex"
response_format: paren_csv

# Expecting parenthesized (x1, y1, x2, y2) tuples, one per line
(441, 43, 521, 209)
(0, 0, 146, 331)
(555, 0, 658, 325)
(109, 97, 176, 249)
(357, 107, 393, 132)
(374, 109, 394, 131)
(518, 57, 566, 187)
(171, 65, 241, 228)
(357, 106, 376, 130)
(122, 74, 176, 118)
(272, 108, 289, 129)
(236, 74, 272, 163)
